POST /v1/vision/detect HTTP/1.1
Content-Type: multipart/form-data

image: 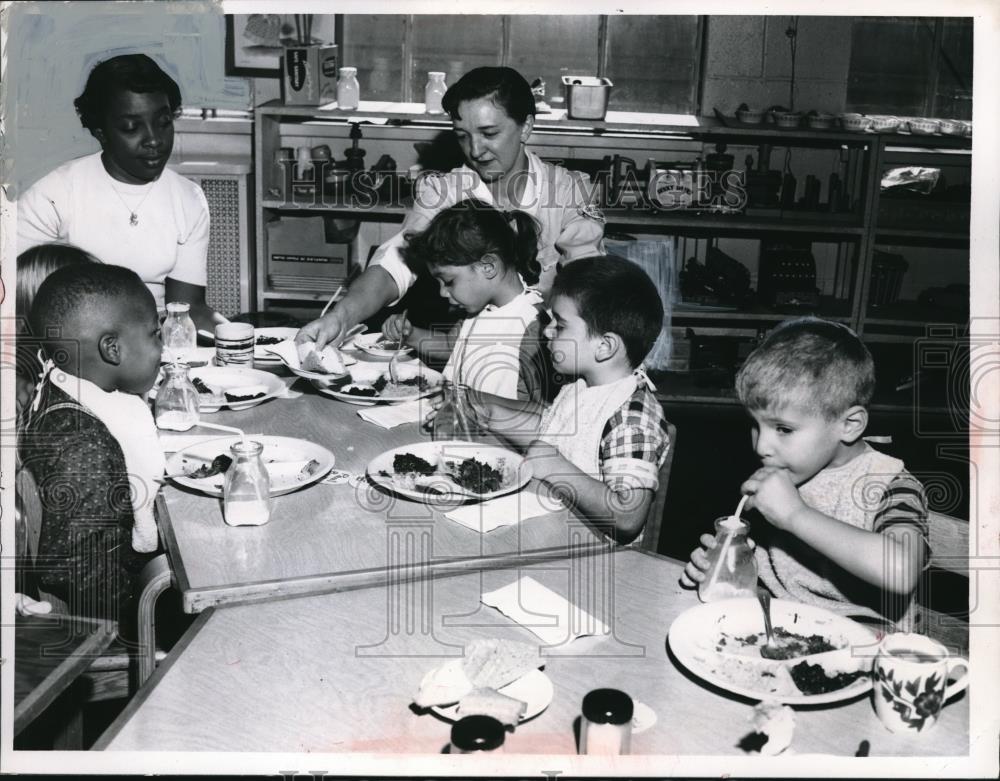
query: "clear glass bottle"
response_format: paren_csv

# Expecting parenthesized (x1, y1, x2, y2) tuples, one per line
(432, 382, 477, 441)
(424, 71, 447, 114)
(698, 516, 758, 602)
(161, 301, 197, 364)
(337, 66, 360, 110)
(223, 440, 271, 527)
(449, 715, 505, 754)
(579, 688, 633, 755)
(154, 362, 200, 431)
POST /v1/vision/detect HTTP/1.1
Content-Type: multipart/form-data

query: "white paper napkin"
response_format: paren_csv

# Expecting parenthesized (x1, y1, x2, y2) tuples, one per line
(444, 490, 561, 533)
(356, 399, 428, 428)
(481, 575, 609, 645)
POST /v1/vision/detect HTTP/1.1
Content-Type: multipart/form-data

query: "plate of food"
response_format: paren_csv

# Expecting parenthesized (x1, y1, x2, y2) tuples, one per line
(367, 441, 531, 503)
(353, 331, 415, 358)
(262, 339, 356, 381)
(164, 435, 335, 497)
(150, 366, 285, 412)
(253, 328, 299, 363)
(668, 598, 879, 705)
(312, 364, 443, 405)
(413, 638, 552, 726)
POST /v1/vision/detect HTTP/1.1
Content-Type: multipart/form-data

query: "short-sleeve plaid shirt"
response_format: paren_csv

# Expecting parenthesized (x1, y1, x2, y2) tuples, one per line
(598, 385, 672, 490)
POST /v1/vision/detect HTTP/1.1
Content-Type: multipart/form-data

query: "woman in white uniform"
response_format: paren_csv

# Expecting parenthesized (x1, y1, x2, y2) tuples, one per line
(17, 54, 216, 330)
(298, 66, 605, 350)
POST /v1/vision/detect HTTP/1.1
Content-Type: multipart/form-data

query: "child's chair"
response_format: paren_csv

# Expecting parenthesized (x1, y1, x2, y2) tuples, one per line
(634, 421, 677, 553)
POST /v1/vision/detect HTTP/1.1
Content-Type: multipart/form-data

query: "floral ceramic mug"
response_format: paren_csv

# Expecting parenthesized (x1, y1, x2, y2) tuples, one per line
(873, 632, 969, 734)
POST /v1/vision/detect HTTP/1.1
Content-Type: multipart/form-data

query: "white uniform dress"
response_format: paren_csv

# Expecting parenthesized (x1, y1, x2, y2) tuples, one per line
(17, 151, 210, 310)
(370, 150, 605, 300)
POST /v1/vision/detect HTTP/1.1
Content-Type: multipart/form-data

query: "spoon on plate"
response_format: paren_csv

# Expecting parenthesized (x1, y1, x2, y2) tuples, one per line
(756, 589, 788, 660)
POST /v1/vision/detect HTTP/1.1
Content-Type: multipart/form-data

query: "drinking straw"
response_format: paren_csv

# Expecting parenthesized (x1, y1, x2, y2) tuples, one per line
(305, 14, 313, 44)
(320, 284, 344, 318)
(196, 420, 249, 449)
(703, 494, 751, 594)
(295, 15, 303, 45)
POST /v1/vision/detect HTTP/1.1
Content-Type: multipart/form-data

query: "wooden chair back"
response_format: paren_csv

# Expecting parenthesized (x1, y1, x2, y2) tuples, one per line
(926, 510, 969, 576)
(916, 510, 970, 654)
(637, 421, 677, 553)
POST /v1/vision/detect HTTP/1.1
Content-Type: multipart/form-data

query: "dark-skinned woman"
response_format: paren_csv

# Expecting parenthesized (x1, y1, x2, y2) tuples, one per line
(18, 53, 218, 330)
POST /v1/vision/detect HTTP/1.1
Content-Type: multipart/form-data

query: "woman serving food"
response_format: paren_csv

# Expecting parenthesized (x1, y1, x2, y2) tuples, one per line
(297, 66, 606, 351)
(17, 53, 217, 330)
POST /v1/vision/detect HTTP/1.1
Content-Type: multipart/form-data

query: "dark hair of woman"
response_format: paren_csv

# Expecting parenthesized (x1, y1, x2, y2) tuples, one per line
(403, 199, 542, 286)
(441, 66, 536, 125)
(74, 53, 182, 132)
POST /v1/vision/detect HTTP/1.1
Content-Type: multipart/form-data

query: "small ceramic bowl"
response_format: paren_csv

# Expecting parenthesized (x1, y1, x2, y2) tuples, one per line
(907, 117, 941, 135)
(806, 112, 835, 130)
(773, 111, 802, 128)
(868, 115, 901, 133)
(736, 107, 764, 124)
(839, 113, 872, 132)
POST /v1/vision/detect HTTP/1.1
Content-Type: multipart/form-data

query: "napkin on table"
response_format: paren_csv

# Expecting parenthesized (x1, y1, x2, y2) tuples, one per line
(444, 489, 562, 533)
(356, 399, 428, 428)
(481, 575, 609, 645)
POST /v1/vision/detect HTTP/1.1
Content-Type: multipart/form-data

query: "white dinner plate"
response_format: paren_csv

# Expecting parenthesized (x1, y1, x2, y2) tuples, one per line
(366, 440, 531, 503)
(427, 663, 553, 723)
(165, 435, 335, 497)
(312, 366, 443, 406)
(151, 366, 285, 413)
(668, 598, 879, 705)
(353, 331, 415, 359)
(253, 328, 299, 362)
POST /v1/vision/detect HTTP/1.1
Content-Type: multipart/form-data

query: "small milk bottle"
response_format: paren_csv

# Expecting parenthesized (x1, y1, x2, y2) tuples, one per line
(223, 440, 271, 526)
(154, 363, 200, 431)
(337, 67, 360, 110)
(432, 382, 477, 441)
(698, 515, 758, 602)
(579, 688, 633, 755)
(424, 71, 447, 114)
(449, 715, 505, 754)
(161, 302, 197, 364)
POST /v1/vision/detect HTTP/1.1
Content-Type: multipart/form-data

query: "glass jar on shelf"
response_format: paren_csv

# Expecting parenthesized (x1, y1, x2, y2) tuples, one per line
(424, 71, 447, 114)
(337, 66, 360, 110)
(698, 515, 758, 602)
(154, 362, 200, 431)
(161, 301, 196, 364)
(223, 440, 271, 527)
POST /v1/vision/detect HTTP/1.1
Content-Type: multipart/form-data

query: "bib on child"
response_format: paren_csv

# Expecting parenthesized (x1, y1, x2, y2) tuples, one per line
(755, 445, 915, 623)
(42, 367, 165, 553)
(537, 371, 642, 478)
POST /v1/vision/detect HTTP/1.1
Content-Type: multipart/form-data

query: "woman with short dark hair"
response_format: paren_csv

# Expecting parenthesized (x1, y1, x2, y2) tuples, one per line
(298, 66, 606, 350)
(18, 53, 216, 329)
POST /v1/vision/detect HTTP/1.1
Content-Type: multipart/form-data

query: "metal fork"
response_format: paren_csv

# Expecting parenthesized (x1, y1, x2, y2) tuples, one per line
(387, 309, 408, 385)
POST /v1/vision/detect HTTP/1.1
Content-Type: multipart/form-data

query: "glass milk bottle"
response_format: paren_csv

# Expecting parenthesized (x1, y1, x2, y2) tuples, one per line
(698, 516, 758, 602)
(337, 66, 360, 110)
(432, 382, 476, 441)
(161, 301, 197, 364)
(449, 715, 505, 754)
(223, 440, 271, 526)
(424, 71, 447, 114)
(154, 363, 200, 431)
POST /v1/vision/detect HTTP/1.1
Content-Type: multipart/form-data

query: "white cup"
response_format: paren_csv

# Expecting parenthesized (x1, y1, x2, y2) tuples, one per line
(872, 632, 969, 734)
(215, 322, 254, 366)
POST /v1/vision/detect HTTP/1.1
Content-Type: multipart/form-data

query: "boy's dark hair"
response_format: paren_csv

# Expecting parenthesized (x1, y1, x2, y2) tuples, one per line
(402, 199, 542, 285)
(551, 255, 663, 368)
(442, 66, 535, 125)
(30, 264, 152, 362)
(736, 316, 875, 419)
(75, 53, 182, 132)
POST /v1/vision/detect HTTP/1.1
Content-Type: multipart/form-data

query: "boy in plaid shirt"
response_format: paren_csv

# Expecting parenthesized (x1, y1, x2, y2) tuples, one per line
(467, 256, 672, 544)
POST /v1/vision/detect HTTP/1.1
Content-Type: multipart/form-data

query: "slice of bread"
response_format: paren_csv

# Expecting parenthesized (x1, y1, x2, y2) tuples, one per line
(457, 687, 527, 726)
(462, 638, 539, 690)
(297, 343, 346, 375)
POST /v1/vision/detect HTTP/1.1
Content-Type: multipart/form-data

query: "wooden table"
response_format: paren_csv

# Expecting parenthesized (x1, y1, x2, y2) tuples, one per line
(97, 549, 969, 758)
(158, 374, 604, 613)
(13, 613, 115, 735)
